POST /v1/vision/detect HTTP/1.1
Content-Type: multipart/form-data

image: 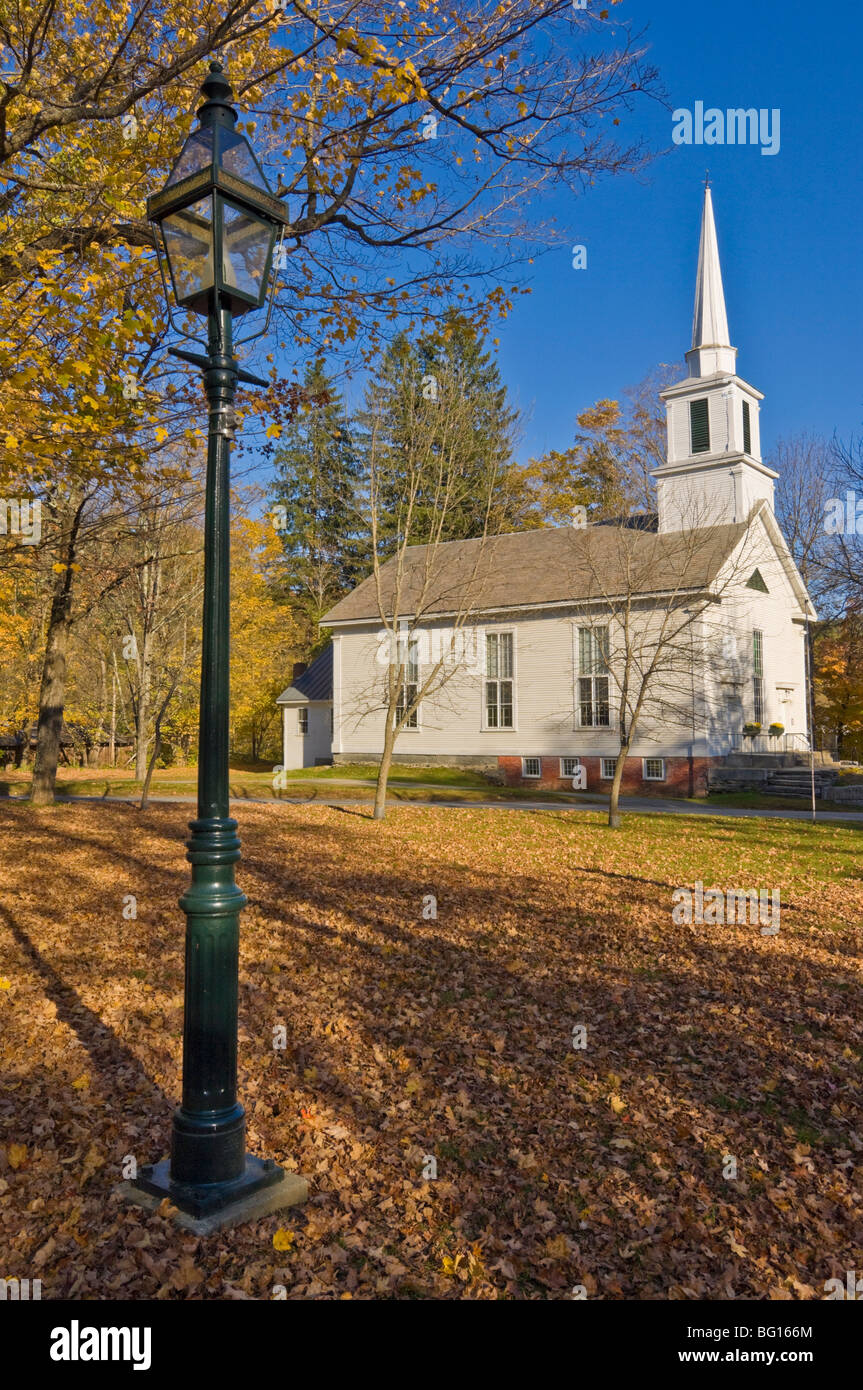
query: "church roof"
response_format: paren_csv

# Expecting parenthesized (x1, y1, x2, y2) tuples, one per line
(321, 520, 749, 625)
(276, 643, 333, 703)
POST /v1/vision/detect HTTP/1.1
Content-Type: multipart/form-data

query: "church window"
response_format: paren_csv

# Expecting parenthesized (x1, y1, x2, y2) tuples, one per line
(690, 398, 710, 453)
(577, 626, 610, 727)
(486, 631, 514, 728)
(396, 629, 419, 728)
(753, 629, 764, 724)
(298, 708, 308, 735)
(742, 400, 752, 454)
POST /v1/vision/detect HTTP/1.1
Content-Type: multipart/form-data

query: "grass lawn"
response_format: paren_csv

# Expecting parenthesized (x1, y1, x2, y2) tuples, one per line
(1, 764, 852, 814)
(0, 762, 581, 806)
(0, 800, 860, 1299)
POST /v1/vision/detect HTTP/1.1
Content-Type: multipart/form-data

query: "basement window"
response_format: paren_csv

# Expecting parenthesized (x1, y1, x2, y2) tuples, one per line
(643, 758, 666, 782)
(601, 758, 617, 780)
(561, 757, 581, 777)
(522, 757, 541, 779)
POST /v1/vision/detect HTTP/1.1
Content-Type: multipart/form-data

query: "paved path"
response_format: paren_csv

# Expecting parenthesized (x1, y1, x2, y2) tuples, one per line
(3, 790, 861, 824)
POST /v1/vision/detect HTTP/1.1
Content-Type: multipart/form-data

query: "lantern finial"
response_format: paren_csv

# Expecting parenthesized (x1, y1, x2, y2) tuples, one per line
(197, 60, 237, 130)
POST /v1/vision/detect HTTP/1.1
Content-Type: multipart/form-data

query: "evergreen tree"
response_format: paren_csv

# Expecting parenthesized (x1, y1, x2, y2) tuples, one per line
(360, 312, 520, 552)
(270, 362, 367, 649)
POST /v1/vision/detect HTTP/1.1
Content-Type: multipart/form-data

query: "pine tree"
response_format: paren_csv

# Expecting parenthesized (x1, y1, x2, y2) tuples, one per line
(360, 312, 520, 552)
(270, 362, 367, 649)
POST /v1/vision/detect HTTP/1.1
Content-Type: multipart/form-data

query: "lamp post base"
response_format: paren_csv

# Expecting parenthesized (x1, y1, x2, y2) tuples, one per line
(117, 1157, 308, 1235)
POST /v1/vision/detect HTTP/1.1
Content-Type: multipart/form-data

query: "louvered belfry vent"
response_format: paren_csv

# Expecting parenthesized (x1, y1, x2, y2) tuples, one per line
(690, 398, 710, 454)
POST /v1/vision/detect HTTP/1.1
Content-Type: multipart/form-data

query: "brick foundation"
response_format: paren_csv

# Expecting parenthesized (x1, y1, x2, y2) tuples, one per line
(498, 755, 720, 797)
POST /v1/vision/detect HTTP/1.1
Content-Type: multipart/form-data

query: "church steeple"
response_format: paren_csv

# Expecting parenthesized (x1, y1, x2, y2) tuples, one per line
(653, 185, 777, 533)
(687, 183, 737, 378)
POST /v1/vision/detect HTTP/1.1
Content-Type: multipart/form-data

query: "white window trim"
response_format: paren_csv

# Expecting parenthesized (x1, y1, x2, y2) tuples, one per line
(522, 756, 541, 779)
(482, 627, 517, 732)
(298, 708, 309, 735)
(600, 757, 616, 780)
(396, 623, 421, 730)
(572, 623, 613, 730)
(642, 757, 666, 782)
(397, 693, 421, 730)
(560, 756, 582, 777)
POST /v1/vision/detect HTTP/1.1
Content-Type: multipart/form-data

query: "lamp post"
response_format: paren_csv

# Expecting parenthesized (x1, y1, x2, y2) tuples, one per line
(125, 62, 304, 1226)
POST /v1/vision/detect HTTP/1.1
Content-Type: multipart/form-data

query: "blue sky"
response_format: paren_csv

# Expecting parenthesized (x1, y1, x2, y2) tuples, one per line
(252, 1, 862, 478)
(493, 0, 863, 464)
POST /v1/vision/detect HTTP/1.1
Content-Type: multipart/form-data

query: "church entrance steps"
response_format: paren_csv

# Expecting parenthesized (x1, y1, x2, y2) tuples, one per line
(709, 759, 839, 797)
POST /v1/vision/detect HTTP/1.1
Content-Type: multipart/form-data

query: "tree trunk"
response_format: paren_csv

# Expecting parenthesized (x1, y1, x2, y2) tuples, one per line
(140, 672, 180, 811)
(109, 664, 117, 767)
(134, 555, 161, 781)
(134, 628, 152, 781)
(373, 716, 397, 820)
(30, 495, 86, 805)
(30, 593, 72, 804)
(90, 654, 107, 767)
(608, 745, 629, 829)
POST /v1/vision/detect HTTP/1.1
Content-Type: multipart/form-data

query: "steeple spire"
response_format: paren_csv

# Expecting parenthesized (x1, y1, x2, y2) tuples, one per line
(654, 185, 773, 531)
(686, 185, 736, 378)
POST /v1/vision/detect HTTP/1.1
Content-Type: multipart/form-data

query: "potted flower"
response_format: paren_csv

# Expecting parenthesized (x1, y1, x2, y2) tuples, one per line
(743, 722, 762, 737)
(768, 722, 784, 737)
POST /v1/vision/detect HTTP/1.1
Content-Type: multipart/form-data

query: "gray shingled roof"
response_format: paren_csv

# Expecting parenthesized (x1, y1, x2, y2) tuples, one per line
(276, 643, 333, 704)
(321, 520, 750, 625)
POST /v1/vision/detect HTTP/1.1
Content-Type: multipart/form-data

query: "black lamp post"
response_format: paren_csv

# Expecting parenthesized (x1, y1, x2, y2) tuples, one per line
(127, 62, 299, 1224)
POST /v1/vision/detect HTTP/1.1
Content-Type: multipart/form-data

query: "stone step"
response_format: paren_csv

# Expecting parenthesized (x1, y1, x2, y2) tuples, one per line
(766, 771, 837, 784)
(762, 786, 818, 796)
(765, 780, 831, 790)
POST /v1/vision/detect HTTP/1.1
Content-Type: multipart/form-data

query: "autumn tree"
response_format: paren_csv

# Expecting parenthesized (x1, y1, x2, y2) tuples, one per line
(2, 2, 660, 797)
(824, 433, 863, 610)
(813, 614, 863, 760)
(512, 364, 680, 527)
(92, 481, 204, 779)
(230, 512, 301, 760)
(1, 4, 659, 353)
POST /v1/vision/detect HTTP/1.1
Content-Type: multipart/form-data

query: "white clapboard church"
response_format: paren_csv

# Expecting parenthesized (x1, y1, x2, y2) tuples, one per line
(278, 189, 816, 794)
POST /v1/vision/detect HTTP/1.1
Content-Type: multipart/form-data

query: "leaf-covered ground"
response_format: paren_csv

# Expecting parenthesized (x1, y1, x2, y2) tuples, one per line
(0, 801, 861, 1300)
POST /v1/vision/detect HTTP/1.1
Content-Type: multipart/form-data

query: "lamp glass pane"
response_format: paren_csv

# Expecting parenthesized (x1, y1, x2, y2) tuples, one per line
(165, 129, 214, 186)
(221, 198, 274, 303)
(216, 129, 271, 191)
(162, 197, 214, 301)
